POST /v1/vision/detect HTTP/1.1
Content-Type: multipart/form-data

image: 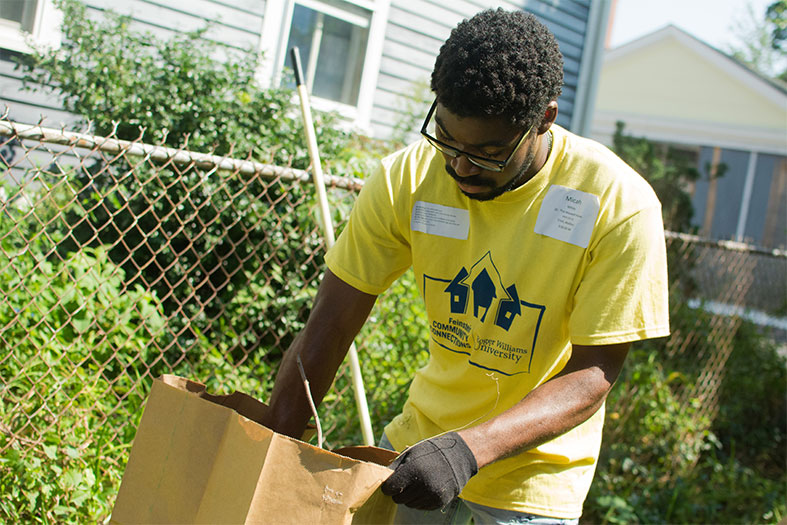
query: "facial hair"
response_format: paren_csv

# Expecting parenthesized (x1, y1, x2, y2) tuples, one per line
(445, 138, 540, 201)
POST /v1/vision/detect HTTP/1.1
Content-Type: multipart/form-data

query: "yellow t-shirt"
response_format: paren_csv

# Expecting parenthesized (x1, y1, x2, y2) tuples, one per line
(324, 125, 670, 518)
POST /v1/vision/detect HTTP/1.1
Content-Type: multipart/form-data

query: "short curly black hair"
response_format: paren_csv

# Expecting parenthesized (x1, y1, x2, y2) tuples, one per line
(431, 8, 564, 129)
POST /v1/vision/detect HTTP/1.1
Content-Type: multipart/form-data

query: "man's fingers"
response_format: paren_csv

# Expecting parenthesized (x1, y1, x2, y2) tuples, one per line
(386, 452, 405, 471)
(380, 433, 478, 510)
(394, 492, 440, 510)
(380, 465, 409, 496)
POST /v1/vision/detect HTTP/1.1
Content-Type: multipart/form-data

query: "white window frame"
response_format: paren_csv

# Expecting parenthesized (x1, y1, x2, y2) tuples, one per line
(258, 0, 390, 132)
(0, 0, 62, 54)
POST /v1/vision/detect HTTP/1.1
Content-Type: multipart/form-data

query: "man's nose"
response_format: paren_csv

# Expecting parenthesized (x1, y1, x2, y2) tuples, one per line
(450, 155, 482, 177)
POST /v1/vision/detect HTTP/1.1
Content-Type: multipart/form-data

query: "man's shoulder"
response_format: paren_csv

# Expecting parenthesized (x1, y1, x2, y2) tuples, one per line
(355, 139, 453, 217)
(552, 126, 660, 210)
(380, 139, 436, 175)
(554, 126, 633, 175)
(372, 139, 447, 195)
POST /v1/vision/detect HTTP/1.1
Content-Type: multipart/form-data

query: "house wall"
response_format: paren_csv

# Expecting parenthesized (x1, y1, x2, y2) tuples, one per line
(1, 0, 267, 128)
(1, 0, 603, 142)
(693, 147, 786, 248)
(592, 28, 787, 157)
(372, 0, 600, 139)
(596, 38, 785, 132)
(592, 26, 787, 249)
(1, 47, 75, 127)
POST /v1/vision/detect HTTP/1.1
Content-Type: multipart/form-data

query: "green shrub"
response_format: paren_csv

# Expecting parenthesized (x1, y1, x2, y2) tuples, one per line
(0, 176, 284, 522)
(585, 323, 787, 524)
(714, 321, 786, 475)
(0, 184, 166, 521)
(585, 347, 712, 524)
(17, 0, 360, 363)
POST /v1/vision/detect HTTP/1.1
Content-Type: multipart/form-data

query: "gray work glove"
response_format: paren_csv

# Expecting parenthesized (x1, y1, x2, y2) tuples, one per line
(380, 432, 478, 510)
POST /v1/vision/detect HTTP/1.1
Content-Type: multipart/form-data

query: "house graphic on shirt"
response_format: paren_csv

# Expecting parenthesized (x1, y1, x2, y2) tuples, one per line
(424, 250, 546, 375)
(444, 252, 521, 331)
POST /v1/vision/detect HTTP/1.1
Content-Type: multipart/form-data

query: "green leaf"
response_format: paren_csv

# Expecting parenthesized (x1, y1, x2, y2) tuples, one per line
(71, 488, 90, 507)
(43, 444, 57, 460)
(71, 316, 91, 333)
(62, 469, 83, 489)
(83, 467, 96, 487)
(26, 490, 38, 510)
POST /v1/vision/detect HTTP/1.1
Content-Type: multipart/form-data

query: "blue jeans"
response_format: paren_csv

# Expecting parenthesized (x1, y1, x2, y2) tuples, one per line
(379, 433, 579, 525)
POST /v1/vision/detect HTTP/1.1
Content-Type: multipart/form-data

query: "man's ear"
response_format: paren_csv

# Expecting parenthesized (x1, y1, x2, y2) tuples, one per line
(538, 101, 558, 133)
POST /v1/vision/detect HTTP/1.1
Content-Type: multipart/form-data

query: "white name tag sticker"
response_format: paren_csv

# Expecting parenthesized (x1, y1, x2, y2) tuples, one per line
(411, 201, 469, 240)
(534, 185, 600, 248)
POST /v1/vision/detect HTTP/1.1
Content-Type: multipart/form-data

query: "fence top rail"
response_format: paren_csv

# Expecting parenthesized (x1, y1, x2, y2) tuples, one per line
(0, 118, 366, 192)
(3, 118, 784, 257)
(665, 230, 787, 258)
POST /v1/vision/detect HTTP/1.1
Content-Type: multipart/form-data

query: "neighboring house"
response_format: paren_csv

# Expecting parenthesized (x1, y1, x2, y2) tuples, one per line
(1, 0, 611, 141)
(591, 25, 787, 249)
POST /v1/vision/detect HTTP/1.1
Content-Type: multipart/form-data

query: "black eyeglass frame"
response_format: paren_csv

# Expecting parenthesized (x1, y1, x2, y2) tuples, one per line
(420, 100, 534, 172)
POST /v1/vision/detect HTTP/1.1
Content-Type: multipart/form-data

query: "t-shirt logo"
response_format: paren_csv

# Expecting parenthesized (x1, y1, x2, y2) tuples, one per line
(444, 252, 521, 331)
(423, 251, 546, 376)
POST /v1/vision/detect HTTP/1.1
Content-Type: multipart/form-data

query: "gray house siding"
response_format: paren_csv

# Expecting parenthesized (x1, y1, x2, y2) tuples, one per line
(691, 147, 713, 235)
(1, 0, 266, 128)
(709, 149, 749, 241)
(85, 0, 265, 50)
(744, 153, 777, 241)
(2, 0, 604, 142)
(370, 0, 598, 139)
(692, 147, 787, 248)
(1, 48, 74, 127)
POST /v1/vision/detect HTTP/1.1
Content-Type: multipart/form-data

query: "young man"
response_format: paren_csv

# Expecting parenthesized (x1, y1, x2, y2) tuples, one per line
(263, 8, 669, 524)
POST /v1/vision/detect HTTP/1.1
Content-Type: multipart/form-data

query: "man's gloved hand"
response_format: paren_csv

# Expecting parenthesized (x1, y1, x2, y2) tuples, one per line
(380, 432, 478, 510)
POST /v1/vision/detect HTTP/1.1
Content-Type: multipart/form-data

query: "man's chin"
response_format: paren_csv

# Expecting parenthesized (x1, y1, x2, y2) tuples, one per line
(453, 180, 497, 201)
(460, 187, 505, 201)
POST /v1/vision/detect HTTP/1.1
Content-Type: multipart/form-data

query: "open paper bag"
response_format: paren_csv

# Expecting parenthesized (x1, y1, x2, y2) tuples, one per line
(110, 375, 397, 524)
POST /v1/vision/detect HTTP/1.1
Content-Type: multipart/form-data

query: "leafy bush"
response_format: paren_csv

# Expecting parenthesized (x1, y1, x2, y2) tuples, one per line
(583, 258, 786, 523)
(585, 346, 713, 524)
(21, 0, 347, 162)
(0, 182, 165, 521)
(0, 176, 284, 522)
(586, 335, 786, 524)
(713, 321, 786, 476)
(17, 0, 359, 362)
(612, 121, 701, 233)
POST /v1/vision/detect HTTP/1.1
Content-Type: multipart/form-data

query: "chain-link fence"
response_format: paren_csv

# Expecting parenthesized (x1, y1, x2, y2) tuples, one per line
(663, 232, 786, 422)
(1, 117, 785, 519)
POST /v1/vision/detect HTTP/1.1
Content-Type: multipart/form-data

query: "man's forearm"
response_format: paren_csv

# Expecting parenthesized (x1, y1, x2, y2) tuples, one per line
(265, 330, 348, 439)
(264, 269, 377, 439)
(458, 342, 630, 468)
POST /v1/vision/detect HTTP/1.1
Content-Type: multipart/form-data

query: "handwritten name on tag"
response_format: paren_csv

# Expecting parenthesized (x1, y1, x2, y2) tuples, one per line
(411, 201, 469, 240)
(534, 185, 600, 248)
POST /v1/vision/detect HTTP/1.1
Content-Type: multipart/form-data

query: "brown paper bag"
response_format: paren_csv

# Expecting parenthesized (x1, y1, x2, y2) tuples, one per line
(110, 375, 397, 524)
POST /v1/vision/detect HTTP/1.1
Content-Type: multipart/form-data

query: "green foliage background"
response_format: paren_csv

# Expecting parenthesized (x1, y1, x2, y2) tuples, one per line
(581, 125, 787, 524)
(1, 0, 784, 522)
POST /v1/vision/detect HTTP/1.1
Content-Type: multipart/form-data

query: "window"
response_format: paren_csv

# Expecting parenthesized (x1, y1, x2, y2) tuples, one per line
(0, 0, 61, 54)
(260, 0, 390, 129)
(0, 0, 38, 33)
(283, 2, 369, 106)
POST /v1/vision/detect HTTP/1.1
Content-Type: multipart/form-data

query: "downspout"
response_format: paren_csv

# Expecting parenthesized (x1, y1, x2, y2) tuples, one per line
(570, 0, 613, 136)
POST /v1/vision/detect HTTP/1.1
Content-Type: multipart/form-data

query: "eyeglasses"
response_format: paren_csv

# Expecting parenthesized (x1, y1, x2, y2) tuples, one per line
(420, 100, 533, 172)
